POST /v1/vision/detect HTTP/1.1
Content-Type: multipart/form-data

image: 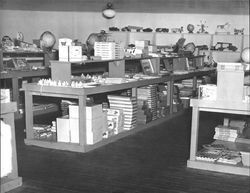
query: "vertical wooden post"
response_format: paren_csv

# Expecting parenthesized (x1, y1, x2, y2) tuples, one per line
(189, 107, 200, 161)
(25, 90, 34, 139)
(78, 94, 86, 150)
(167, 80, 174, 114)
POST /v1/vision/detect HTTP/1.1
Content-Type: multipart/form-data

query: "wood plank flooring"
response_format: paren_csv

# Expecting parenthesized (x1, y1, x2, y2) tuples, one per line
(9, 110, 250, 193)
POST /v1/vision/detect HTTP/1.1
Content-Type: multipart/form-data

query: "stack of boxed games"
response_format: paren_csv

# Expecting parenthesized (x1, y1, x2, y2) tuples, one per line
(103, 108, 124, 138)
(137, 85, 158, 123)
(108, 95, 137, 130)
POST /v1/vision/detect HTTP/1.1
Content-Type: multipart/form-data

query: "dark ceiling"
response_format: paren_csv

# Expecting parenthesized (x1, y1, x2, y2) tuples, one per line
(0, 0, 249, 15)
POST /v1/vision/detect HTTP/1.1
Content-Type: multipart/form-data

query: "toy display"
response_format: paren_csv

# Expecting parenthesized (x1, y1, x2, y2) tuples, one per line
(109, 27, 119, 31)
(211, 42, 238, 52)
(215, 22, 231, 34)
(234, 28, 244, 35)
(187, 24, 195, 33)
(197, 21, 208, 34)
(155, 28, 169, 33)
(143, 28, 153, 32)
(171, 27, 184, 33)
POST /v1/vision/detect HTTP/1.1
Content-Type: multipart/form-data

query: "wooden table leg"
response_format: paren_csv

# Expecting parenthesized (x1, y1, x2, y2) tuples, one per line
(189, 107, 200, 161)
(25, 91, 34, 139)
(78, 95, 86, 149)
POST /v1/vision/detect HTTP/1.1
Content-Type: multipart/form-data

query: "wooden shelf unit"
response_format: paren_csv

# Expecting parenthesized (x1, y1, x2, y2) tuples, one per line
(1, 102, 22, 193)
(23, 62, 215, 153)
(187, 99, 250, 176)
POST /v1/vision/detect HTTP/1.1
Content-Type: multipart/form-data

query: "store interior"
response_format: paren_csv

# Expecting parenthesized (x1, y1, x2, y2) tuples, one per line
(0, 0, 250, 193)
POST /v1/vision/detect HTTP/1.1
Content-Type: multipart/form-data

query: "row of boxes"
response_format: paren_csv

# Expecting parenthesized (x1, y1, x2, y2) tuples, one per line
(56, 104, 106, 145)
(59, 38, 82, 62)
(94, 42, 124, 60)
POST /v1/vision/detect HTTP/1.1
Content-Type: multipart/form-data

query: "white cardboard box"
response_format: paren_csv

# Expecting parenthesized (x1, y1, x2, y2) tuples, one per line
(69, 118, 79, 143)
(56, 117, 70, 142)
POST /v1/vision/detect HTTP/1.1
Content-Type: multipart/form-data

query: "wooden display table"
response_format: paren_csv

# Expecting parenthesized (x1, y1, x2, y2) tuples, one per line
(23, 76, 171, 153)
(1, 102, 22, 192)
(187, 99, 250, 176)
(22, 67, 216, 153)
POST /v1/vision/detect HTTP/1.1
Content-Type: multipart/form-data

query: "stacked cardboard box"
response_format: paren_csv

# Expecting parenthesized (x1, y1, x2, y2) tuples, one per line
(137, 85, 157, 123)
(94, 42, 124, 60)
(56, 104, 106, 145)
(103, 109, 124, 138)
(108, 95, 137, 130)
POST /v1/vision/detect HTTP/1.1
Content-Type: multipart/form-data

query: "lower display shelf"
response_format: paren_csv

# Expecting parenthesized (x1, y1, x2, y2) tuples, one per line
(24, 109, 187, 152)
(187, 159, 250, 176)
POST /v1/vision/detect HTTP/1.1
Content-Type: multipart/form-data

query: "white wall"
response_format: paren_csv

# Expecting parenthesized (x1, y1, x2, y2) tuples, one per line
(0, 10, 249, 48)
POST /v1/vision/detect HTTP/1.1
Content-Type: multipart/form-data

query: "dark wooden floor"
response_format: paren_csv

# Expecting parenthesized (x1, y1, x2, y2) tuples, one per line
(9, 110, 250, 193)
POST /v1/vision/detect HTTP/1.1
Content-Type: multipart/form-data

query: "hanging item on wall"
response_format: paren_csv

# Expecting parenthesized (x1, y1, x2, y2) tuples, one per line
(102, 2, 116, 19)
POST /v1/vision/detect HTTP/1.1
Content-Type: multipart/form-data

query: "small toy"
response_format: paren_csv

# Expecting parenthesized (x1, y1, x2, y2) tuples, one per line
(156, 28, 169, 33)
(197, 20, 208, 34)
(215, 22, 231, 34)
(171, 27, 183, 33)
(211, 42, 238, 52)
(143, 28, 153, 32)
(109, 27, 119, 31)
(234, 28, 244, 35)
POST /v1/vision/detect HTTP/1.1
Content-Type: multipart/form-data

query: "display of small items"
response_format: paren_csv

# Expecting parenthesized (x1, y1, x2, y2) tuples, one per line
(234, 28, 244, 35)
(197, 20, 209, 34)
(211, 42, 238, 52)
(33, 123, 56, 141)
(215, 23, 231, 35)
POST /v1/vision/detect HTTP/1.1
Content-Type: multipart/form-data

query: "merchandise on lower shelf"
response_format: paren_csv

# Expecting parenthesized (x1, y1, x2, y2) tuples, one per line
(103, 108, 124, 138)
(213, 118, 247, 142)
(108, 95, 137, 130)
(196, 143, 242, 165)
(33, 102, 59, 116)
(33, 124, 56, 141)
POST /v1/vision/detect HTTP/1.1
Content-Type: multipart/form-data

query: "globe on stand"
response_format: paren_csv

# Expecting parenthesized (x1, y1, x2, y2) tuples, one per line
(187, 24, 195, 33)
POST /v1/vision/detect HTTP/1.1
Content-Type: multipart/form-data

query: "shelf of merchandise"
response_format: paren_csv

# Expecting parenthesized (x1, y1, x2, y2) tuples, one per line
(1, 102, 22, 193)
(169, 68, 216, 113)
(187, 99, 250, 176)
(110, 31, 249, 63)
